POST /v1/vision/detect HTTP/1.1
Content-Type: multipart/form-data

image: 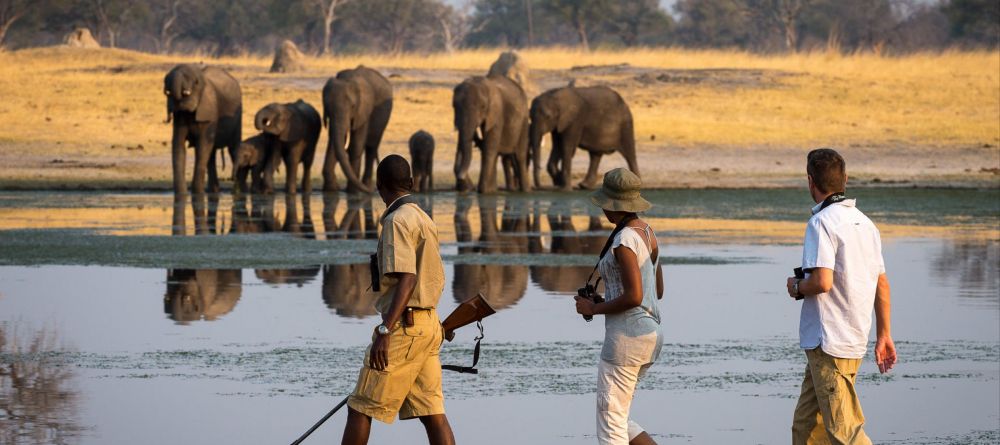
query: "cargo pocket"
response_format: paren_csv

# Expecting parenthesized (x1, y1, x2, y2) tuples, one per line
(401, 325, 427, 361)
(356, 367, 390, 403)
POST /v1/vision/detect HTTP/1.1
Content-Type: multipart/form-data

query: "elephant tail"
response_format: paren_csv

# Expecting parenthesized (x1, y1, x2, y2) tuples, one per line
(621, 117, 639, 177)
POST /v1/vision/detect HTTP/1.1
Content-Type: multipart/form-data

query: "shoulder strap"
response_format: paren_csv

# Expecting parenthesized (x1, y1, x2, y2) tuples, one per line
(441, 320, 485, 374)
(380, 194, 423, 223)
(587, 215, 638, 286)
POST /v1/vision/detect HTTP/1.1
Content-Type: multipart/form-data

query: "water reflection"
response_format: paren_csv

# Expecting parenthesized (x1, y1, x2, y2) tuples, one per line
(253, 196, 320, 286)
(322, 263, 376, 317)
(164, 269, 243, 323)
(452, 195, 532, 310)
(531, 212, 607, 294)
(0, 323, 84, 444)
(932, 240, 1000, 304)
(323, 193, 377, 240)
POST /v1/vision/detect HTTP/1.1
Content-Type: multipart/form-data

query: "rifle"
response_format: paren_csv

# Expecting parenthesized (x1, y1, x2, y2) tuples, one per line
(289, 293, 497, 444)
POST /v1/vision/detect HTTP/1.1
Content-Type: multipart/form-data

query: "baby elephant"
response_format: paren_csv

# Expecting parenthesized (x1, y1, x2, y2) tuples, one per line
(409, 130, 434, 193)
(255, 99, 321, 194)
(232, 134, 279, 193)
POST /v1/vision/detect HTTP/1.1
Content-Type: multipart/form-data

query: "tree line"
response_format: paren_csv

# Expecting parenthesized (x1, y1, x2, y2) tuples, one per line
(0, 0, 996, 55)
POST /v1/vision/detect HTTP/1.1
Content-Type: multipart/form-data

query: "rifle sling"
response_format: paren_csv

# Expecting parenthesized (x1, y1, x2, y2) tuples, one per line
(442, 320, 484, 375)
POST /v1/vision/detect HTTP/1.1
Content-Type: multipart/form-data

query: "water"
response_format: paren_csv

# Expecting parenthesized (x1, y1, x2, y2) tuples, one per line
(0, 190, 997, 444)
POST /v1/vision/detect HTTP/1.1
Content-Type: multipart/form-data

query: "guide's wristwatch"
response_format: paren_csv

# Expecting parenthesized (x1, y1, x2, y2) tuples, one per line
(376, 324, 390, 335)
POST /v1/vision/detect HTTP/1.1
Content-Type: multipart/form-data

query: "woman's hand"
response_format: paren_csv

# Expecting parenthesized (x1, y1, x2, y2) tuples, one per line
(575, 295, 597, 316)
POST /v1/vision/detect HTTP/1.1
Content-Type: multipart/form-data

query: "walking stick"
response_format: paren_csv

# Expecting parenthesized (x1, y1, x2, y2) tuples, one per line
(289, 396, 349, 445)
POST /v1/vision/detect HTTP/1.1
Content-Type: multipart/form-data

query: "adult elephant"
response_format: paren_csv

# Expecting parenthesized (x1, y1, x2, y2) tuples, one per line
(164, 64, 242, 195)
(529, 85, 638, 190)
(453, 74, 530, 194)
(254, 99, 321, 195)
(321, 66, 393, 194)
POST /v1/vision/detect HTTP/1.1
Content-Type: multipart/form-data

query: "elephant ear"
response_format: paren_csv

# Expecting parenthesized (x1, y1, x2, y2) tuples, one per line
(555, 89, 581, 133)
(351, 81, 374, 131)
(195, 82, 218, 123)
(280, 105, 305, 143)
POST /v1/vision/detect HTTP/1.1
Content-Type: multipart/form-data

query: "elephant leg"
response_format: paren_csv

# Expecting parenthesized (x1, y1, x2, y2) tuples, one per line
(192, 192, 209, 235)
(191, 135, 213, 195)
(207, 150, 220, 194)
(579, 151, 603, 190)
(171, 195, 186, 236)
(501, 156, 515, 191)
(547, 133, 563, 188)
(284, 146, 301, 195)
(362, 141, 377, 189)
(346, 128, 368, 194)
(558, 138, 576, 192)
(301, 147, 315, 197)
(478, 137, 500, 194)
(515, 150, 530, 192)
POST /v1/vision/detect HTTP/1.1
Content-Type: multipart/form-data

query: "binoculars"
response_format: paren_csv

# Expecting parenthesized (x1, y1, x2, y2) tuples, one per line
(577, 283, 605, 322)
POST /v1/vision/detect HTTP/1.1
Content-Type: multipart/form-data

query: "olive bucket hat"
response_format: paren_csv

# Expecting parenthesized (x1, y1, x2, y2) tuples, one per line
(589, 168, 652, 213)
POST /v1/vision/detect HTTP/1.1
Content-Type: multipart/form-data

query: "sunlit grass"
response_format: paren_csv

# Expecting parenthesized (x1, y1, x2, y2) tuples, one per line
(0, 46, 997, 186)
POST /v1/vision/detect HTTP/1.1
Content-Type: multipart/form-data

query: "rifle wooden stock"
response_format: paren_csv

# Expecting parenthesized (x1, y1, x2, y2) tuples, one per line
(441, 293, 496, 341)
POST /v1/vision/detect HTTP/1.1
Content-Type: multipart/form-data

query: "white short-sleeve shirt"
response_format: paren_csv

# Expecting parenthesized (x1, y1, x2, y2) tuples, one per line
(800, 199, 885, 359)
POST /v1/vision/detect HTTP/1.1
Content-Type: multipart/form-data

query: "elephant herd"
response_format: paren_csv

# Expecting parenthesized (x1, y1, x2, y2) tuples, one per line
(164, 53, 640, 196)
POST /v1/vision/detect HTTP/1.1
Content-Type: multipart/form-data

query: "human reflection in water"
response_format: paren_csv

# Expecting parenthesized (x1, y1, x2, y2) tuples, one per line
(531, 205, 608, 294)
(166, 194, 243, 323)
(451, 194, 532, 310)
(932, 240, 1000, 301)
(0, 323, 84, 444)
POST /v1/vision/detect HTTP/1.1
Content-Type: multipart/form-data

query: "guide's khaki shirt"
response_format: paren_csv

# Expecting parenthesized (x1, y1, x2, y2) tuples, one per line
(374, 202, 444, 314)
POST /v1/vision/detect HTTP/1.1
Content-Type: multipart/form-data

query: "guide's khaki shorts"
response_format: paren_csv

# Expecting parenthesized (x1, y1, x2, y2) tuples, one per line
(792, 347, 872, 445)
(347, 309, 445, 424)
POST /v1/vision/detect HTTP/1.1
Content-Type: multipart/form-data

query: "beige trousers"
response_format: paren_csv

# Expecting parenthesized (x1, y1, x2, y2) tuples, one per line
(596, 359, 651, 445)
(792, 347, 872, 445)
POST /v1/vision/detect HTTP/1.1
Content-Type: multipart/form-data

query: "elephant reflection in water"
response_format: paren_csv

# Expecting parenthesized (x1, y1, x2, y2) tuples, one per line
(230, 194, 320, 286)
(166, 194, 244, 323)
(530, 209, 608, 294)
(452, 195, 535, 310)
(932, 240, 1000, 300)
(322, 262, 375, 317)
(164, 269, 243, 323)
(320, 194, 436, 318)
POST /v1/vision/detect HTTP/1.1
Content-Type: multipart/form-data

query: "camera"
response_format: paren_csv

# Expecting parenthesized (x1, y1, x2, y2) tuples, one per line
(577, 283, 605, 322)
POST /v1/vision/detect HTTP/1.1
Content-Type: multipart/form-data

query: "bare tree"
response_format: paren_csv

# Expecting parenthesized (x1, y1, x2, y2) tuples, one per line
(746, 0, 810, 51)
(150, 0, 183, 54)
(438, 1, 483, 53)
(544, 0, 613, 51)
(312, 0, 352, 55)
(92, 0, 138, 48)
(0, 0, 28, 49)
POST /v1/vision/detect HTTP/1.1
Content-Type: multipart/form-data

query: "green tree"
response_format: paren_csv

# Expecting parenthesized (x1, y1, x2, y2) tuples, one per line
(941, 0, 1000, 46)
(541, 0, 613, 50)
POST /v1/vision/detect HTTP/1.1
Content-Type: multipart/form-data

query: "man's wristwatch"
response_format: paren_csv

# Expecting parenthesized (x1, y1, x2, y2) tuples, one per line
(376, 324, 390, 335)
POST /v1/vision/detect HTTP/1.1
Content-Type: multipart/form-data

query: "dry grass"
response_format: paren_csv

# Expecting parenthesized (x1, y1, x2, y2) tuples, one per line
(0, 46, 997, 188)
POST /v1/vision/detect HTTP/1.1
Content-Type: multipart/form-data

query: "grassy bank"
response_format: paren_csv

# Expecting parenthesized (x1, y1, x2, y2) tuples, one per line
(0, 47, 997, 189)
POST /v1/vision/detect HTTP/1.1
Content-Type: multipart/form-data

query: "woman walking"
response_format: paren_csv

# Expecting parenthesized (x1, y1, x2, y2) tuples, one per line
(575, 168, 664, 445)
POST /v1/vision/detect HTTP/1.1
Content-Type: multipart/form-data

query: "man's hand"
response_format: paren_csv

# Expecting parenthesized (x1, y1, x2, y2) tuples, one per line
(370, 330, 390, 371)
(786, 277, 799, 299)
(575, 296, 596, 316)
(874, 335, 897, 374)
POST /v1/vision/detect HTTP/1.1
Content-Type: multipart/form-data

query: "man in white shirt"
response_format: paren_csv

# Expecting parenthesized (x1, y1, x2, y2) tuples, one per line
(786, 148, 897, 445)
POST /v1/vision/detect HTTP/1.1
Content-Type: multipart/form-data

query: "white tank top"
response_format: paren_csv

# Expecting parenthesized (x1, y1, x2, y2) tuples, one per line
(597, 225, 663, 366)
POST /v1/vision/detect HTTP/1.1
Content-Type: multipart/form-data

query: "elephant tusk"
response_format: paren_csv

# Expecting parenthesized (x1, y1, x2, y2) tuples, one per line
(476, 127, 484, 141)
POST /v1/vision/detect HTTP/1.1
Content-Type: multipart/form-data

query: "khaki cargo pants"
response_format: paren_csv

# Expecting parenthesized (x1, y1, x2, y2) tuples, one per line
(347, 309, 445, 424)
(792, 347, 872, 445)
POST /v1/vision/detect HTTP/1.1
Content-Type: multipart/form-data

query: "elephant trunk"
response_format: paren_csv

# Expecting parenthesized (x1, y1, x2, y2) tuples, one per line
(529, 120, 546, 190)
(454, 116, 479, 192)
(330, 117, 371, 193)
